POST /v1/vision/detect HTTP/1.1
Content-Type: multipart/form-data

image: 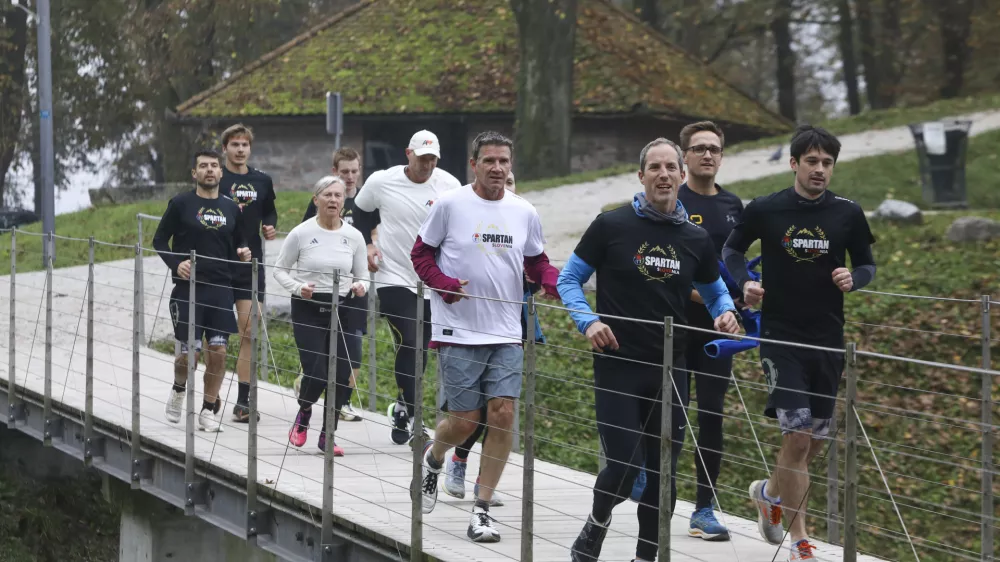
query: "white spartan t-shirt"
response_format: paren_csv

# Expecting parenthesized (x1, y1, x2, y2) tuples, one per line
(353, 165, 462, 297)
(418, 184, 546, 346)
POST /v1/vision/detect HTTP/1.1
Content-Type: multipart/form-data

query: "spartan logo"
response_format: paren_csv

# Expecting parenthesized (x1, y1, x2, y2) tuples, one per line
(472, 221, 514, 255)
(196, 207, 227, 230)
(762, 358, 779, 395)
(633, 242, 681, 281)
(781, 225, 829, 262)
(231, 183, 258, 209)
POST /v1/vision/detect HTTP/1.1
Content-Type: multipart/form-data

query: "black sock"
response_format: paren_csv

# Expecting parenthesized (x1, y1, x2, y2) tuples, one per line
(172, 382, 186, 394)
(237, 382, 250, 404)
(202, 400, 215, 412)
(474, 498, 490, 511)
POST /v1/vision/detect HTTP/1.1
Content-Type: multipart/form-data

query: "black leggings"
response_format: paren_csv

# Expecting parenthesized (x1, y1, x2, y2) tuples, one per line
(292, 295, 355, 434)
(591, 355, 688, 562)
(685, 333, 733, 510)
(454, 405, 489, 461)
(378, 286, 432, 417)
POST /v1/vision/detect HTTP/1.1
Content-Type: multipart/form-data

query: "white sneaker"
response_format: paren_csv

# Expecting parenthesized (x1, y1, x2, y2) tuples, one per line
(749, 479, 784, 545)
(339, 403, 363, 422)
(419, 441, 440, 514)
(474, 480, 506, 507)
(198, 408, 223, 432)
(444, 457, 467, 499)
(467, 505, 500, 543)
(165, 389, 184, 424)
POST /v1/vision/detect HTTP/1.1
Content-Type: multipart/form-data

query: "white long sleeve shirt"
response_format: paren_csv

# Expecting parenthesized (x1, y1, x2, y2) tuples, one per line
(353, 165, 462, 297)
(273, 218, 368, 298)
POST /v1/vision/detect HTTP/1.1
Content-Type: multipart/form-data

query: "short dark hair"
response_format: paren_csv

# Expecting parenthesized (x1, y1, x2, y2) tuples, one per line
(332, 147, 361, 169)
(679, 121, 725, 150)
(471, 131, 513, 161)
(790, 125, 841, 162)
(192, 149, 222, 168)
(221, 123, 254, 147)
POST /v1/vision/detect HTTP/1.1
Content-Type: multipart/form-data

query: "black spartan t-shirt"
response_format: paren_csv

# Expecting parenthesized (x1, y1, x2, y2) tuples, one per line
(219, 167, 277, 282)
(152, 190, 246, 286)
(725, 187, 876, 345)
(678, 183, 744, 332)
(574, 205, 720, 363)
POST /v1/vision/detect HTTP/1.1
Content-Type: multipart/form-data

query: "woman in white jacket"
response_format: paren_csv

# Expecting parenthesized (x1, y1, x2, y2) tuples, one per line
(274, 176, 368, 455)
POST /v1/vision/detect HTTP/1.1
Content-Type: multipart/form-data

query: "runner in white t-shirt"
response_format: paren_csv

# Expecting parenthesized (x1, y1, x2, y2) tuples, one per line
(410, 131, 560, 543)
(352, 130, 463, 445)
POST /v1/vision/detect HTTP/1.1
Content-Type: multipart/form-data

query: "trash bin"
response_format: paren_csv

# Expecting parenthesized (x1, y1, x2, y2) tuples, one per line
(908, 120, 973, 208)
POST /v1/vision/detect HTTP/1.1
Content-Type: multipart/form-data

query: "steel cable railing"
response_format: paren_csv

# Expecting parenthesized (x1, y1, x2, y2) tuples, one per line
(1, 225, 998, 562)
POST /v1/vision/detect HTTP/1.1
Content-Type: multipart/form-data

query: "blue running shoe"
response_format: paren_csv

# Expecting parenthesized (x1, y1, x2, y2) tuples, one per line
(688, 506, 731, 541)
(630, 468, 647, 502)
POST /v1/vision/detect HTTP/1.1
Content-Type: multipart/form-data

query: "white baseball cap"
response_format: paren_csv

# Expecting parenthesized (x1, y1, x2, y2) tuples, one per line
(408, 130, 441, 158)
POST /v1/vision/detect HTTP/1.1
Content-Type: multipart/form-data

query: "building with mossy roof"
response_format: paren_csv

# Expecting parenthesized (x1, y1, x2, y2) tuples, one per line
(175, 0, 790, 188)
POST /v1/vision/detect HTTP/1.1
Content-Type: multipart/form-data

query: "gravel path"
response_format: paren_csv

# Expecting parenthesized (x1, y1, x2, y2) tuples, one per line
(523, 110, 1000, 261)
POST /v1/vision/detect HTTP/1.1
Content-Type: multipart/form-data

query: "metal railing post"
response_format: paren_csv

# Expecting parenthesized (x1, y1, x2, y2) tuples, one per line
(130, 244, 143, 488)
(520, 296, 537, 562)
(247, 259, 260, 543)
(658, 316, 674, 562)
(84, 237, 95, 466)
(512, 398, 521, 454)
(410, 282, 426, 562)
(184, 251, 198, 516)
(321, 271, 341, 561)
(983, 295, 994, 562)
(843, 342, 859, 562)
(42, 232, 53, 446)
(7, 230, 16, 426)
(827, 433, 840, 544)
(136, 214, 145, 344)
(367, 270, 377, 412)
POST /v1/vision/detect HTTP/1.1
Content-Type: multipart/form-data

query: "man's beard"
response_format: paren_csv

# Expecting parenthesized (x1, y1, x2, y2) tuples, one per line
(197, 180, 219, 191)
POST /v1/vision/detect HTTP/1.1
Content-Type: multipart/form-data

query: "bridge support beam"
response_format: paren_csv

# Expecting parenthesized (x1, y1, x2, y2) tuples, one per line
(105, 477, 287, 562)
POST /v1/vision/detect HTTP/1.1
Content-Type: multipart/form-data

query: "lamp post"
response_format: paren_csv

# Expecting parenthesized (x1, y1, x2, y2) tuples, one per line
(12, 0, 55, 267)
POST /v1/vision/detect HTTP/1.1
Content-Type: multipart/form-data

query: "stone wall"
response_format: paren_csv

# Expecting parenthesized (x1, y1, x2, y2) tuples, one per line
(241, 120, 364, 192)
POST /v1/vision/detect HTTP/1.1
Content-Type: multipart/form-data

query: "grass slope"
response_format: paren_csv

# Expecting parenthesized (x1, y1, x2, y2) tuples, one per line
(150, 212, 999, 561)
(0, 466, 118, 561)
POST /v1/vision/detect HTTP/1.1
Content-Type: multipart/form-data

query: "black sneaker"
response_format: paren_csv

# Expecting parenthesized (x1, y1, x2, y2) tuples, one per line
(388, 401, 410, 445)
(231, 402, 260, 423)
(570, 514, 611, 562)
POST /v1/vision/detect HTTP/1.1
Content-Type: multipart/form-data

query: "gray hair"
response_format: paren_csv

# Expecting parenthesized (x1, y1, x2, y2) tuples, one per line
(471, 130, 514, 161)
(312, 175, 344, 198)
(639, 138, 683, 171)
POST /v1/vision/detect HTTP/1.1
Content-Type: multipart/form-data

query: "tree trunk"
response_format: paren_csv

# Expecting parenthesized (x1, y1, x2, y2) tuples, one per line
(639, 0, 658, 29)
(510, 0, 577, 180)
(0, 7, 29, 206)
(836, 0, 861, 115)
(937, 0, 973, 98)
(771, 0, 797, 121)
(857, 0, 879, 110)
(875, 0, 901, 108)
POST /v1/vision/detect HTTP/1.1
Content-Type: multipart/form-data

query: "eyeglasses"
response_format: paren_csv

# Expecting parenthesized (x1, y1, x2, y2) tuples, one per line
(685, 145, 723, 156)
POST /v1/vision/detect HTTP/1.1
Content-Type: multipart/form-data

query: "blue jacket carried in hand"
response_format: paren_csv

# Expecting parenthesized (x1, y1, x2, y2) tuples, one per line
(704, 256, 761, 359)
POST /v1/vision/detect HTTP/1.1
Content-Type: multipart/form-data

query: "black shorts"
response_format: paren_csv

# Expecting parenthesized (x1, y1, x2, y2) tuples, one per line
(170, 283, 238, 348)
(760, 342, 844, 420)
(232, 263, 266, 302)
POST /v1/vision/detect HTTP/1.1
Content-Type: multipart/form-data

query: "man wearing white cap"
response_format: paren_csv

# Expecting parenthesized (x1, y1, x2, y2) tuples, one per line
(353, 129, 463, 445)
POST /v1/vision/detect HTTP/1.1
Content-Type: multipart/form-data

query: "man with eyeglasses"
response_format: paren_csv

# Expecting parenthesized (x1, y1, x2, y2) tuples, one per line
(676, 121, 743, 541)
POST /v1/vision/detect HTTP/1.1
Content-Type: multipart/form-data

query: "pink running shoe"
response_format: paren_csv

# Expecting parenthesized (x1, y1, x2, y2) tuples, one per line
(288, 409, 312, 447)
(317, 431, 345, 457)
